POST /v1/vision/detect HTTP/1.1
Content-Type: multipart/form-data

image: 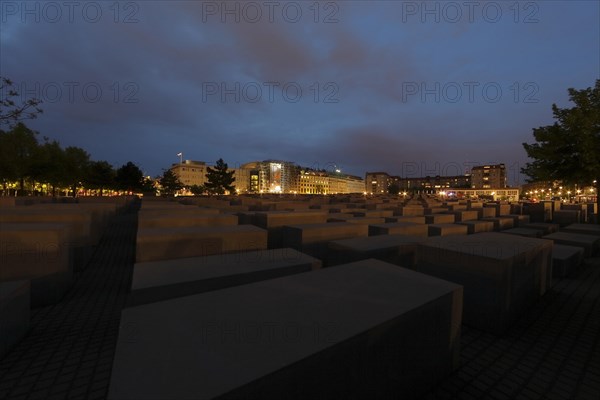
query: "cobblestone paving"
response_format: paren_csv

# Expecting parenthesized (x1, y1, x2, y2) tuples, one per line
(0, 207, 137, 400)
(0, 205, 598, 399)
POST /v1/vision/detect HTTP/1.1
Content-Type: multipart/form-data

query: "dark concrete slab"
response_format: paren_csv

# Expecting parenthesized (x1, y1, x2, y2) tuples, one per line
(328, 234, 428, 268)
(501, 228, 545, 238)
(425, 214, 456, 224)
(384, 216, 426, 224)
(138, 214, 237, 229)
(501, 214, 530, 228)
(109, 259, 463, 400)
(368, 222, 429, 237)
(481, 217, 514, 231)
(129, 248, 321, 306)
(428, 224, 468, 237)
(416, 233, 553, 334)
(523, 222, 560, 235)
(0, 280, 30, 359)
(136, 225, 268, 263)
(0, 223, 72, 307)
(542, 232, 600, 257)
(254, 211, 328, 248)
(283, 222, 368, 261)
(563, 223, 600, 237)
(552, 244, 584, 278)
(456, 220, 495, 234)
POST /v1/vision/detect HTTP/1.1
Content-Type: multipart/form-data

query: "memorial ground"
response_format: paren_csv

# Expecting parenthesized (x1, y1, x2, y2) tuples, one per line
(0, 199, 599, 399)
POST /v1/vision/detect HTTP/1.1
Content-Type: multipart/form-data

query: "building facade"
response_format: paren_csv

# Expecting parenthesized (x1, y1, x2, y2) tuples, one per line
(470, 164, 507, 189)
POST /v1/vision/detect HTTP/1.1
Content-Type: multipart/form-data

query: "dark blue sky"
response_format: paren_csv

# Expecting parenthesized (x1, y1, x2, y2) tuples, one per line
(1, 1, 598, 185)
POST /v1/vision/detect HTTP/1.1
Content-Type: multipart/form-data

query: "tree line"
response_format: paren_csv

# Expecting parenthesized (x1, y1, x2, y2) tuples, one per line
(0, 122, 153, 196)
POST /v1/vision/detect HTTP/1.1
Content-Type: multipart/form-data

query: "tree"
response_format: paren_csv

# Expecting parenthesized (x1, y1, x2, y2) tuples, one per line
(0, 77, 43, 127)
(388, 183, 400, 195)
(63, 146, 90, 197)
(159, 169, 183, 196)
(0, 123, 39, 194)
(30, 138, 66, 196)
(85, 161, 116, 196)
(522, 80, 600, 221)
(190, 184, 206, 196)
(205, 158, 236, 195)
(115, 161, 145, 193)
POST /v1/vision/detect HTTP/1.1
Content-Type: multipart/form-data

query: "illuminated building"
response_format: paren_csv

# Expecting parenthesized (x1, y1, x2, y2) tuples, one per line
(470, 164, 507, 189)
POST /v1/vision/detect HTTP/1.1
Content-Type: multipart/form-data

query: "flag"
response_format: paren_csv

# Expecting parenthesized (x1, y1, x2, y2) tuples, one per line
(177, 152, 182, 157)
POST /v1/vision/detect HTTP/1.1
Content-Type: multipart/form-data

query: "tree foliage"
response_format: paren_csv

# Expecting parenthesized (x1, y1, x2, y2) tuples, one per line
(522, 80, 600, 219)
(85, 161, 116, 196)
(0, 77, 43, 127)
(205, 158, 236, 195)
(115, 161, 145, 193)
(159, 169, 183, 196)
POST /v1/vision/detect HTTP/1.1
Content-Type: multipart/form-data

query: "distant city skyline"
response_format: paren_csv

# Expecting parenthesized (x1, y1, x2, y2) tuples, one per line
(2, 1, 598, 184)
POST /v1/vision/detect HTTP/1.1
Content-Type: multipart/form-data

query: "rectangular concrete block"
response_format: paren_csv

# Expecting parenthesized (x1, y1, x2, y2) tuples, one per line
(481, 217, 514, 231)
(368, 223, 429, 237)
(425, 214, 456, 224)
(138, 214, 238, 229)
(563, 223, 600, 237)
(254, 211, 328, 248)
(501, 228, 544, 238)
(396, 206, 425, 217)
(327, 216, 386, 225)
(282, 223, 368, 261)
(0, 280, 30, 359)
(384, 216, 426, 224)
(471, 207, 497, 219)
(552, 244, 584, 278)
(542, 232, 600, 257)
(452, 211, 479, 222)
(523, 223, 560, 235)
(328, 235, 428, 268)
(0, 223, 72, 307)
(428, 224, 468, 237)
(456, 220, 495, 234)
(130, 248, 321, 306)
(501, 214, 530, 228)
(552, 210, 581, 227)
(136, 225, 268, 263)
(416, 233, 553, 333)
(109, 259, 463, 400)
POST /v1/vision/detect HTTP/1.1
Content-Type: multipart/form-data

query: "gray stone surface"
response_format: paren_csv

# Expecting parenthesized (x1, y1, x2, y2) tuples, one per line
(552, 210, 581, 227)
(543, 232, 600, 257)
(368, 222, 429, 237)
(552, 244, 584, 278)
(129, 248, 321, 306)
(109, 259, 463, 400)
(425, 214, 456, 224)
(384, 216, 426, 224)
(283, 222, 368, 261)
(456, 220, 495, 234)
(501, 227, 545, 238)
(0, 223, 72, 307)
(328, 234, 428, 267)
(136, 225, 268, 262)
(254, 211, 328, 248)
(563, 223, 600, 236)
(523, 222, 560, 234)
(416, 233, 553, 334)
(481, 217, 514, 231)
(451, 211, 479, 222)
(501, 214, 531, 227)
(137, 213, 237, 229)
(428, 224, 468, 237)
(0, 280, 30, 359)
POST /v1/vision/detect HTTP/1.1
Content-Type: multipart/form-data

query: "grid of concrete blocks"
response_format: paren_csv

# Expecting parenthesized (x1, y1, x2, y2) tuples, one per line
(0, 194, 599, 399)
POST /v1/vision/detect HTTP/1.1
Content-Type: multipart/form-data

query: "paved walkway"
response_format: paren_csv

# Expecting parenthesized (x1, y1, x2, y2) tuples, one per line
(0, 206, 599, 399)
(422, 257, 600, 400)
(0, 207, 138, 400)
